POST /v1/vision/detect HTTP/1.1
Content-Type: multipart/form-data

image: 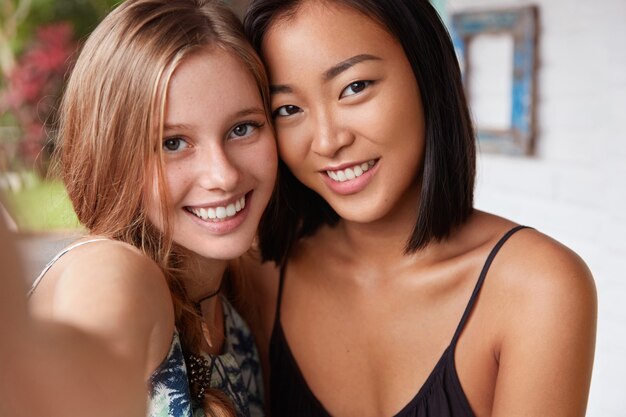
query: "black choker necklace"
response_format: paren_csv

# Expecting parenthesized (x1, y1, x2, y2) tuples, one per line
(194, 280, 223, 307)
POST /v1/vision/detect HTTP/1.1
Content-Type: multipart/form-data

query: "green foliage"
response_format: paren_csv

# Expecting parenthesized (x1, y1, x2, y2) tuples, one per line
(3, 173, 80, 231)
(1, 0, 119, 175)
(12, 0, 120, 56)
(0, 112, 17, 126)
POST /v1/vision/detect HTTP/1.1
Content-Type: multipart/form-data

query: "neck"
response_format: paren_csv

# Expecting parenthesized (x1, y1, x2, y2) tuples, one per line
(335, 187, 426, 268)
(338, 217, 420, 267)
(184, 253, 228, 302)
(183, 252, 228, 355)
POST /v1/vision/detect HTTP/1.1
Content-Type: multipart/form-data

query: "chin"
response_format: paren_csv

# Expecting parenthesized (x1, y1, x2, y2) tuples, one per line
(194, 244, 252, 261)
(333, 205, 385, 224)
(175, 233, 256, 261)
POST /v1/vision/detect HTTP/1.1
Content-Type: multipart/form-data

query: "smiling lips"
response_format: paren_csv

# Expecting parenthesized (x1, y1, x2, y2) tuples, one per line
(184, 159, 375, 219)
(325, 159, 377, 182)
(186, 195, 246, 222)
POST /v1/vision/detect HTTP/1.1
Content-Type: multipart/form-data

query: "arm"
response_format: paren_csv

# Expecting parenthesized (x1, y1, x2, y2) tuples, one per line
(491, 232, 597, 417)
(0, 225, 174, 417)
(0, 211, 28, 354)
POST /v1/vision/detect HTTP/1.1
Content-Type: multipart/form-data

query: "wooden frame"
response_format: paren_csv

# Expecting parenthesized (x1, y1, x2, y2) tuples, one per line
(452, 6, 539, 155)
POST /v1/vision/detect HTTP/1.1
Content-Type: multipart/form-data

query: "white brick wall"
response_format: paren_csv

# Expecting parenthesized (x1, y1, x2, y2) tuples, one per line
(447, 0, 626, 415)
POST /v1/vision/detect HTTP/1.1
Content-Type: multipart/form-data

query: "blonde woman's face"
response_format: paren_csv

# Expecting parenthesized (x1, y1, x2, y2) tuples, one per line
(146, 48, 277, 260)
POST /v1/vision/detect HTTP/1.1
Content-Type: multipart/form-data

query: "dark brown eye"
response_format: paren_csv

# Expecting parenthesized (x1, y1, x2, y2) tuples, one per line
(349, 81, 367, 93)
(340, 80, 372, 98)
(273, 105, 302, 118)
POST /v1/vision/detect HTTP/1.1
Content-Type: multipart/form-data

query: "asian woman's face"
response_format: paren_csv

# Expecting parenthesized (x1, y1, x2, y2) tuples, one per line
(146, 48, 276, 260)
(262, 1, 426, 225)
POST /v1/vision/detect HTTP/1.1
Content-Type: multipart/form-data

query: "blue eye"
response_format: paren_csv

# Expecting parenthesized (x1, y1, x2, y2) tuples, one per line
(273, 105, 302, 118)
(228, 122, 263, 139)
(162, 137, 189, 152)
(340, 80, 371, 98)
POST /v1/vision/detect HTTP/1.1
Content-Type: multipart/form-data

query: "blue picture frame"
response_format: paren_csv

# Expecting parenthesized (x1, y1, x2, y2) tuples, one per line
(452, 6, 538, 155)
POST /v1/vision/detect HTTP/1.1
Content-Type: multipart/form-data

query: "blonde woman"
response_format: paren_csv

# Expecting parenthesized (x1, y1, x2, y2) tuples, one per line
(0, 0, 276, 416)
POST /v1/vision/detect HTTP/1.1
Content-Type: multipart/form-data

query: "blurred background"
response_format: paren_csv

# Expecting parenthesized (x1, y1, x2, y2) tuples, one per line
(0, 0, 623, 415)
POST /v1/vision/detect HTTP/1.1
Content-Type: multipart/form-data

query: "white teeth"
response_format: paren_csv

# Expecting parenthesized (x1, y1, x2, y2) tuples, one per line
(189, 196, 246, 222)
(326, 160, 376, 183)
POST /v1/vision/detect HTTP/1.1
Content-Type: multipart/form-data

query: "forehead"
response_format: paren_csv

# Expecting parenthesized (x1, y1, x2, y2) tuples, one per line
(164, 47, 260, 122)
(261, 2, 399, 76)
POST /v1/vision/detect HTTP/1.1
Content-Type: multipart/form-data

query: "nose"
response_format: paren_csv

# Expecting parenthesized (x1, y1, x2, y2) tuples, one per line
(310, 110, 355, 158)
(196, 143, 240, 192)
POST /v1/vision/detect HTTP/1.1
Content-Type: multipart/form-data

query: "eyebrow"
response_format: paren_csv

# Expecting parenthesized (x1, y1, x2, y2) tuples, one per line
(323, 54, 381, 81)
(270, 54, 382, 95)
(163, 123, 192, 132)
(270, 84, 293, 95)
(163, 107, 265, 131)
(233, 107, 266, 118)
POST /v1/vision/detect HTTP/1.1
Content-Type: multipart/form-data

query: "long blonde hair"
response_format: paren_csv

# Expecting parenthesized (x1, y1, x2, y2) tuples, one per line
(56, 0, 270, 414)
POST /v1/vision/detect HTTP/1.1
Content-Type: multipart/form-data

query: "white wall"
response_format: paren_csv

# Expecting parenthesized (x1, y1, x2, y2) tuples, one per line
(446, 0, 626, 415)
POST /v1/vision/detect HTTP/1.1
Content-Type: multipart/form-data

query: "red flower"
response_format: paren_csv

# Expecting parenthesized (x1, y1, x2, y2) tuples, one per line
(1, 22, 76, 171)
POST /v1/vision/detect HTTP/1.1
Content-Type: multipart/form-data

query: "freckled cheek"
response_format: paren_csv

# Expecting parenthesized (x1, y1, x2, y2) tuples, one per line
(255, 140, 279, 184)
(156, 162, 191, 205)
(163, 163, 180, 183)
(232, 139, 278, 185)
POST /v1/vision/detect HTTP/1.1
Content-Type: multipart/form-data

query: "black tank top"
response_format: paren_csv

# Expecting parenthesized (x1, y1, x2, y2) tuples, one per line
(269, 226, 528, 417)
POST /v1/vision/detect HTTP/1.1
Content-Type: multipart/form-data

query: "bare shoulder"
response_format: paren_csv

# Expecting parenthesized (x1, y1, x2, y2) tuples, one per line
(43, 238, 175, 376)
(491, 226, 596, 312)
(461, 213, 598, 414)
(464, 212, 595, 306)
(482, 223, 597, 415)
(54, 238, 173, 318)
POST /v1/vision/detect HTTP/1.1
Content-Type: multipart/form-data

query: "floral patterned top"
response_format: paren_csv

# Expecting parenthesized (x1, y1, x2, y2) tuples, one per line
(148, 297, 265, 417)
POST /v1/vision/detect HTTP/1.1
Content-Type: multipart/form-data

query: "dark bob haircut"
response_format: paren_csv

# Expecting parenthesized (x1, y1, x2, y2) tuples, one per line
(246, 0, 476, 265)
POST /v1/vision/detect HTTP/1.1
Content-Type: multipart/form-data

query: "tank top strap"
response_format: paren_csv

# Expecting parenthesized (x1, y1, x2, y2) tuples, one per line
(274, 261, 289, 324)
(28, 238, 110, 298)
(450, 225, 530, 346)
